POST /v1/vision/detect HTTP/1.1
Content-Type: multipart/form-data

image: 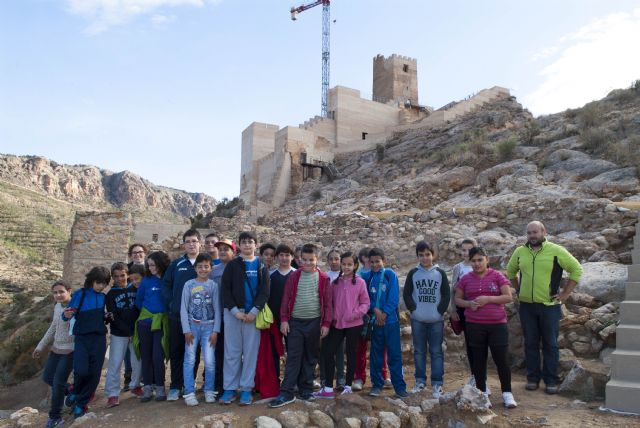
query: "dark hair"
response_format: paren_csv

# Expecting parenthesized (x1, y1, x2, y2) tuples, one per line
(238, 231, 258, 244)
(468, 246, 489, 259)
(259, 243, 276, 255)
(204, 233, 219, 241)
(183, 229, 201, 242)
(146, 251, 171, 277)
(326, 249, 340, 260)
(128, 243, 147, 256)
(128, 264, 145, 277)
(460, 238, 478, 247)
(415, 241, 436, 257)
(51, 280, 71, 291)
(301, 243, 319, 256)
(195, 253, 212, 266)
(333, 251, 359, 285)
(83, 266, 111, 288)
(368, 247, 385, 260)
(275, 244, 294, 256)
(358, 247, 371, 263)
(110, 261, 128, 275)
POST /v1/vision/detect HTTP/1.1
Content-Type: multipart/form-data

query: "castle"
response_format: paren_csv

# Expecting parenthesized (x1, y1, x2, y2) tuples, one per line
(239, 54, 510, 217)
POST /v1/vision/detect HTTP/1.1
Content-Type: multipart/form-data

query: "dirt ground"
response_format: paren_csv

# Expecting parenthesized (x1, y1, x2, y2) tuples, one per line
(2, 358, 640, 428)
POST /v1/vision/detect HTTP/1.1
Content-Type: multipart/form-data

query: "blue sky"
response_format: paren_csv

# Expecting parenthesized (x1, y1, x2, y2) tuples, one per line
(1, 1, 639, 200)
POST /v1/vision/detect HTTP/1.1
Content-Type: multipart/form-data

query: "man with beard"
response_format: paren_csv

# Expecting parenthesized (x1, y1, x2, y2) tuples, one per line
(506, 221, 582, 395)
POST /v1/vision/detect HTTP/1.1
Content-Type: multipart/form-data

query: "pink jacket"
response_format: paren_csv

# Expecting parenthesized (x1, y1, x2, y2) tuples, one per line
(331, 275, 370, 329)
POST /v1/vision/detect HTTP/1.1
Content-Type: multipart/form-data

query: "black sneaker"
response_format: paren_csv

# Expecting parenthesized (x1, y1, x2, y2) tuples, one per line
(298, 391, 316, 401)
(545, 385, 559, 395)
(269, 395, 296, 408)
(525, 381, 539, 391)
(46, 417, 65, 428)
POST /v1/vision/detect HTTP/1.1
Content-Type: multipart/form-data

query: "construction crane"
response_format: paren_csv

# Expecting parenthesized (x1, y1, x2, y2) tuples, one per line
(290, 0, 330, 118)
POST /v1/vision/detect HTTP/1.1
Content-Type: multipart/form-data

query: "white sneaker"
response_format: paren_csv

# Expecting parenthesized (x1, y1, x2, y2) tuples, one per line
(466, 375, 476, 387)
(383, 378, 393, 389)
(432, 384, 443, 399)
(411, 383, 426, 394)
(502, 392, 517, 409)
(352, 379, 363, 391)
(183, 392, 198, 406)
(341, 385, 353, 395)
(204, 391, 217, 403)
(313, 380, 322, 390)
(486, 384, 491, 396)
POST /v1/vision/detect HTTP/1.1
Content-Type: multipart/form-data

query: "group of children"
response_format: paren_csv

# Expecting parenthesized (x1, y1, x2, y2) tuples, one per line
(35, 231, 519, 427)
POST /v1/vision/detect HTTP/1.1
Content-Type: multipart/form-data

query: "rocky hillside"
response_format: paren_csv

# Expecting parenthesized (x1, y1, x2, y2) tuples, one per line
(0, 155, 217, 218)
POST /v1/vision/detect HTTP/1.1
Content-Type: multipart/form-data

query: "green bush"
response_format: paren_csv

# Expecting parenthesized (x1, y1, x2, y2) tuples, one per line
(495, 137, 518, 161)
(577, 102, 603, 130)
(580, 127, 614, 153)
(375, 144, 385, 162)
(521, 120, 541, 144)
(311, 189, 322, 201)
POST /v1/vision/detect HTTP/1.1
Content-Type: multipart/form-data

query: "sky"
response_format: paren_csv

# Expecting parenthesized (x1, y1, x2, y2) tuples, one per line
(1, 0, 639, 200)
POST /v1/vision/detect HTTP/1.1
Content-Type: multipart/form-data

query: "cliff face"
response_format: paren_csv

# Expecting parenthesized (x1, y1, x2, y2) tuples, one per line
(0, 155, 216, 218)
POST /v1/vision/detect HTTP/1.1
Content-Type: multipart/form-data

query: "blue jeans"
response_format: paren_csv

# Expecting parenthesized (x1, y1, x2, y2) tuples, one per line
(410, 319, 444, 386)
(43, 351, 74, 419)
(183, 322, 216, 394)
(370, 321, 406, 393)
(519, 302, 561, 385)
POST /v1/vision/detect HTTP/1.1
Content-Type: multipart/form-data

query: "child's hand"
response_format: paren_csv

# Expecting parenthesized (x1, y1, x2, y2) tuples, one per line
(244, 312, 256, 323)
(32, 349, 41, 359)
(235, 312, 246, 321)
(280, 321, 290, 336)
(184, 332, 194, 345)
(474, 296, 490, 307)
(374, 308, 386, 326)
(209, 332, 218, 347)
(63, 308, 76, 319)
(320, 326, 329, 338)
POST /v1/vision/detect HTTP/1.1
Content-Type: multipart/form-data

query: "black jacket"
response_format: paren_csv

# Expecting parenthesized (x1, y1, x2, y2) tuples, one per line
(106, 285, 139, 337)
(222, 256, 270, 313)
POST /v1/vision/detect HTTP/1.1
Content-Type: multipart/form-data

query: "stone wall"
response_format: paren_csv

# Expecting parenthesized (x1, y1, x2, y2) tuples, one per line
(62, 211, 133, 289)
(373, 54, 419, 106)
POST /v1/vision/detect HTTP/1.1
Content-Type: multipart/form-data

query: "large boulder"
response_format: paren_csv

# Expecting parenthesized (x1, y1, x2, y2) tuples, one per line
(542, 149, 617, 183)
(328, 394, 373, 421)
(578, 167, 639, 197)
(575, 262, 628, 303)
(277, 411, 309, 428)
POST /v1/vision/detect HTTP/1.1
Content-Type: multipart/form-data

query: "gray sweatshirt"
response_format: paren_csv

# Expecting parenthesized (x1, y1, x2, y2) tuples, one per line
(180, 278, 222, 334)
(403, 264, 450, 323)
(36, 303, 74, 354)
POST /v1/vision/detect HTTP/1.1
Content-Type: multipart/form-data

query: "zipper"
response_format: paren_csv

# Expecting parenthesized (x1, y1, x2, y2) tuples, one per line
(529, 243, 544, 303)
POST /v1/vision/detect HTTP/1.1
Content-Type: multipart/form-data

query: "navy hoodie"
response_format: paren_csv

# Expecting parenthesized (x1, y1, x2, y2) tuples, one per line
(162, 254, 197, 318)
(62, 287, 107, 335)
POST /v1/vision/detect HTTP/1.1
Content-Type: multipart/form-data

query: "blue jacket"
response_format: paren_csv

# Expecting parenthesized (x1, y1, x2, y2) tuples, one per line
(162, 254, 197, 318)
(62, 287, 107, 335)
(136, 276, 167, 314)
(361, 268, 400, 325)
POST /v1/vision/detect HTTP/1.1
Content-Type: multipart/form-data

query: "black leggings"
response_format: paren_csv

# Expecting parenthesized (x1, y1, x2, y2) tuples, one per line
(322, 325, 361, 388)
(466, 322, 511, 393)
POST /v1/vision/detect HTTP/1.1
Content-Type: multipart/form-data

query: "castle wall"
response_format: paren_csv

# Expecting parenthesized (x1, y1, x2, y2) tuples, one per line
(330, 86, 401, 151)
(240, 122, 279, 205)
(299, 116, 337, 146)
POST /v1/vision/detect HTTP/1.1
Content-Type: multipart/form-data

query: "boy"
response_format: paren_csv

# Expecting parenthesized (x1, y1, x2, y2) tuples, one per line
(268, 244, 296, 380)
(162, 229, 201, 401)
(220, 231, 270, 405)
(269, 244, 333, 408)
(105, 263, 142, 407)
(123, 263, 144, 391)
(128, 264, 145, 288)
(210, 238, 236, 395)
(259, 243, 277, 274)
(62, 266, 111, 418)
(403, 241, 450, 397)
(181, 253, 221, 406)
(205, 233, 221, 265)
(361, 248, 407, 398)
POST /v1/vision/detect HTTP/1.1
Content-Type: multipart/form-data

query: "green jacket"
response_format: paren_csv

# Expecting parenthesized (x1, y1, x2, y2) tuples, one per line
(133, 307, 169, 360)
(506, 239, 582, 305)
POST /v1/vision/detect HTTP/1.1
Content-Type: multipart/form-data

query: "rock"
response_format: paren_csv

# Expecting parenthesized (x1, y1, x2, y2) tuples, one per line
(542, 149, 616, 182)
(70, 412, 97, 427)
(476, 411, 497, 425)
(587, 250, 620, 263)
(455, 384, 492, 412)
(310, 410, 335, 428)
(421, 398, 440, 411)
(559, 361, 596, 400)
(277, 410, 309, 428)
(360, 416, 379, 428)
(579, 167, 639, 197)
(201, 413, 239, 425)
(339, 418, 362, 428)
(256, 416, 282, 428)
(328, 393, 373, 420)
(10, 408, 38, 420)
(407, 410, 427, 428)
(384, 397, 408, 409)
(600, 347, 615, 366)
(575, 262, 628, 303)
(377, 412, 401, 428)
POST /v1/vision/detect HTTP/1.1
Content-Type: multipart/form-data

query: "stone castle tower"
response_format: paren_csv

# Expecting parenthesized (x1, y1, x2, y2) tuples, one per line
(373, 54, 418, 106)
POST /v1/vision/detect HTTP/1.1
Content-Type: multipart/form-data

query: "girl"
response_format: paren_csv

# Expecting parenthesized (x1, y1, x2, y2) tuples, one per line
(315, 252, 370, 398)
(33, 281, 74, 428)
(454, 247, 517, 409)
(134, 251, 171, 402)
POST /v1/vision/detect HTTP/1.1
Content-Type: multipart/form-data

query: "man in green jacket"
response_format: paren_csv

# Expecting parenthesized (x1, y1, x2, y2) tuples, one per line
(506, 221, 582, 394)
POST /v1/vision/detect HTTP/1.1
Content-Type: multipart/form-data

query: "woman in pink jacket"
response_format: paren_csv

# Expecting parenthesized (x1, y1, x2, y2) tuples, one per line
(315, 252, 370, 398)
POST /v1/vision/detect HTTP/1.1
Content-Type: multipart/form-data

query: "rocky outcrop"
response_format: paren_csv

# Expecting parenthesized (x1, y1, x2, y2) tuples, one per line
(0, 155, 216, 217)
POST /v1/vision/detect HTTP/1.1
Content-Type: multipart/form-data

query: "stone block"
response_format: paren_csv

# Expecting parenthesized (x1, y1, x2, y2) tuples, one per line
(625, 282, 640, 300)
(615, 325, 640, 351)
(619, 301, 640, 324)
(610, 350, 640, 383)
(629, 264, 640, 282)
(606, 379, 640, 413)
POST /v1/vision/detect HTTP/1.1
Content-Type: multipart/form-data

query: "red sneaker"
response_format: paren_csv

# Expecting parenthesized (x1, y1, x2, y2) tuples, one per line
(106, 396, 120, 408)
(130, 387, 144, 397)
